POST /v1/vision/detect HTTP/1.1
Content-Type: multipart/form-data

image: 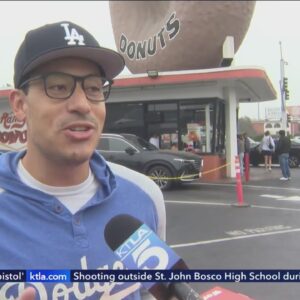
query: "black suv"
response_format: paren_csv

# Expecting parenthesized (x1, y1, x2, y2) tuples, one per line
(250, 139, 300, 168)
(97, 133, 202, 190)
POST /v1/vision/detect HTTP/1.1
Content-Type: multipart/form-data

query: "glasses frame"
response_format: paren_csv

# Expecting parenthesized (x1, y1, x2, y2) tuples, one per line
(19, 72, 113, 102)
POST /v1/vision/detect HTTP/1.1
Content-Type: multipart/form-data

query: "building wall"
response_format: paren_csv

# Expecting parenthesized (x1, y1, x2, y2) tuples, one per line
(251, 119, 300, 138)
(251, 121, 264, 137)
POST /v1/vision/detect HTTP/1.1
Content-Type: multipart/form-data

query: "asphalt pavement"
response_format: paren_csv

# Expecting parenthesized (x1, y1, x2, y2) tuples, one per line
(163, 165, 300, 300)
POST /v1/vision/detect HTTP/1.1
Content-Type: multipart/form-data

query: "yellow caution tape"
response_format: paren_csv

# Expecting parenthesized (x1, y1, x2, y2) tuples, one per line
(201, 162, 231, 175)
(148, 162, 231, 181)
(148, 174, 200, 180)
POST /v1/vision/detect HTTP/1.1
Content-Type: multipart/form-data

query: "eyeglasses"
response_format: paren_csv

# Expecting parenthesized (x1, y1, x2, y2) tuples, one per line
(19, 72, 113, 102)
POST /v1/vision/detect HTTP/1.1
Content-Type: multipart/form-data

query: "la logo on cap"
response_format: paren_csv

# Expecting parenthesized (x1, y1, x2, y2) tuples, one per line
(60, 23, 85, 46)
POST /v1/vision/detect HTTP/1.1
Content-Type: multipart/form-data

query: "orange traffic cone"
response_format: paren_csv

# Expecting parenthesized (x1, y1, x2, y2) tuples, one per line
(232, 155, 250, 207)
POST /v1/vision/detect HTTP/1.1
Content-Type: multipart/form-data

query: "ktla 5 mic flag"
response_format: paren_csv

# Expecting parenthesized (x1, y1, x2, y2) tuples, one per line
(200, 286, 254, 300)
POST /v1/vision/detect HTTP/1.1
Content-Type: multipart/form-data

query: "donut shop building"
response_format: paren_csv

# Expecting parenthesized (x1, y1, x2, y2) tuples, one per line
(105, 66, 276, 179)
(0, 66, 276, 180)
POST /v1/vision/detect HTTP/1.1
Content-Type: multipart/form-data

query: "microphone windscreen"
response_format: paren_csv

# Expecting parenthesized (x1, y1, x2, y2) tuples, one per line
(104, 214, 196, 300)
(104, 214, 142, 251)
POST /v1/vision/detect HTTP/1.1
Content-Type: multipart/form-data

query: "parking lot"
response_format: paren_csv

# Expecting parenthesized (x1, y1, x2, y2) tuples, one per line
(163, 166, 300, 300)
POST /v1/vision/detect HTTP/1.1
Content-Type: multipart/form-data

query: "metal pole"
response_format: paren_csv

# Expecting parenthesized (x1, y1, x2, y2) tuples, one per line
(279, 41, 287, 131)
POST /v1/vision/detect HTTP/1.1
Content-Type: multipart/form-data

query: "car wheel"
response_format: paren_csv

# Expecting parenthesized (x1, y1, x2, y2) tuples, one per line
(147, 165, 173, 191)
(288, 155, 299, 168)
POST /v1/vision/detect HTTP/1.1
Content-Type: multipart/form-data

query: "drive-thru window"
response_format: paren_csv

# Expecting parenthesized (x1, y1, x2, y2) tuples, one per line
(104, 99, 225, 154)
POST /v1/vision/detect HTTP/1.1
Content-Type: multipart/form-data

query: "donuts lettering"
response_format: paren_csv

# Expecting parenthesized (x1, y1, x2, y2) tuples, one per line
(109, 1, 256, 73)
(119, 12, 180, 61)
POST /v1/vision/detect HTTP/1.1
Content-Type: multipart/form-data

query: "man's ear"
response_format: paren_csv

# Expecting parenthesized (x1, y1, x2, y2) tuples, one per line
(9, 89, 27, 122)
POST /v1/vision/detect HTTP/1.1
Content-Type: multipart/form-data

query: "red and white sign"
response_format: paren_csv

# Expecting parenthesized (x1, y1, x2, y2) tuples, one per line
(0, 110, 27, 150)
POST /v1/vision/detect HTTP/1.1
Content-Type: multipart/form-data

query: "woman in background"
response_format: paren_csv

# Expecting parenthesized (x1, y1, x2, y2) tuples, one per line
(260, 130, 275, 171)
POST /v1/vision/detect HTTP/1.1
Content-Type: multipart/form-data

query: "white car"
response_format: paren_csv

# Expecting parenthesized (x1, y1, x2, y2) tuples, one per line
(292, 136, 300, 143)
(247, 137, 260, 148)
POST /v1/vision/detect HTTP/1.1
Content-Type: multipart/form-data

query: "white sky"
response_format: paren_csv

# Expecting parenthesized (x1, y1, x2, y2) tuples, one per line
(0, 1, 299, 119)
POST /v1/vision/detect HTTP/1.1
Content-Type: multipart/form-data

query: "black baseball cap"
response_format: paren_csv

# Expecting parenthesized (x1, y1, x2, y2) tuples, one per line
(14, 21, 125, 88)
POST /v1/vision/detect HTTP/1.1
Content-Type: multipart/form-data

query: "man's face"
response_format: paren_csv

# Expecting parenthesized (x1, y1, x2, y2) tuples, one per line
(16, 57, 106, 166)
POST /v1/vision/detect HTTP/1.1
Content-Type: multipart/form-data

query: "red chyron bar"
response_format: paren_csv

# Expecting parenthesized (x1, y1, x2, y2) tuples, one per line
(200, 286, 254, 300)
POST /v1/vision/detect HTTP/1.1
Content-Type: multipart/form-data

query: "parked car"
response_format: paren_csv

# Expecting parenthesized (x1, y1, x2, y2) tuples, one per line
(97, 133, 203, 190)
(247, 137, 260, 148)
(250, 139, 300, 168)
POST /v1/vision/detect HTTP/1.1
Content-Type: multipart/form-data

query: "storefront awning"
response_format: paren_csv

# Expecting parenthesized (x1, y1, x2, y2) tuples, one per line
(111, 66, 277, 103)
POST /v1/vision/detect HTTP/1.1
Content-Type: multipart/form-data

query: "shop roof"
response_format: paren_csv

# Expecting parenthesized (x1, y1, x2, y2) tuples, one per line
(112, 66, 277, 103)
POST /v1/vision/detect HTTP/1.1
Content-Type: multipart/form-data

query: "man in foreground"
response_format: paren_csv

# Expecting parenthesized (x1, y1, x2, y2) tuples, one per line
(0, 21, 166, 300)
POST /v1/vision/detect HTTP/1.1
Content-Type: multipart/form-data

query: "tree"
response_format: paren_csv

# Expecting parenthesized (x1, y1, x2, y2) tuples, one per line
(238, 117, 257, 137)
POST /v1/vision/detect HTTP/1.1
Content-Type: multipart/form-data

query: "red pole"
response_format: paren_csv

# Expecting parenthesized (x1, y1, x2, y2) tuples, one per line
(244, 153, 250, 182)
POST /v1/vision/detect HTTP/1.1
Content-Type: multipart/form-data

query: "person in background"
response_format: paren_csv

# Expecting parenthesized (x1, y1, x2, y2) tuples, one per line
(0, 21, 166, 300)
(243, 132, 251, 154)
(171, 142, 178, 151)
(243, 132, 251, 179)
(149, 133, 160, 149)
(260, 130, 275, 171)
(276, 129, 291, 181)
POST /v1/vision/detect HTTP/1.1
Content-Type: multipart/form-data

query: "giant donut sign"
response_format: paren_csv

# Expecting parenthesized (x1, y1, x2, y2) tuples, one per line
(109, 1, 256, 73)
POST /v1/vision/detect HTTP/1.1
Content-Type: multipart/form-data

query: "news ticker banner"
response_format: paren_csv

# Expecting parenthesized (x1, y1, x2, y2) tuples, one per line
(3, 270, 300, 283)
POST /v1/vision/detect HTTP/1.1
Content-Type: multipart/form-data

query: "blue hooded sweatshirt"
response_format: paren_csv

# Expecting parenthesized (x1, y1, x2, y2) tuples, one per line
(0, 151, 165, 300)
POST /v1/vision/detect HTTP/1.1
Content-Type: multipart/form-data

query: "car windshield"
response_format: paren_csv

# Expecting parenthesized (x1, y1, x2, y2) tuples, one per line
(137, 137, 158, 150)
(124, 135, 158, 151)
(247, 137, 256, 143)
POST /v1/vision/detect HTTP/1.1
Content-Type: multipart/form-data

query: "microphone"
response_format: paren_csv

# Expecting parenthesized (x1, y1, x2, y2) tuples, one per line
(104, 214, 202, 300)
